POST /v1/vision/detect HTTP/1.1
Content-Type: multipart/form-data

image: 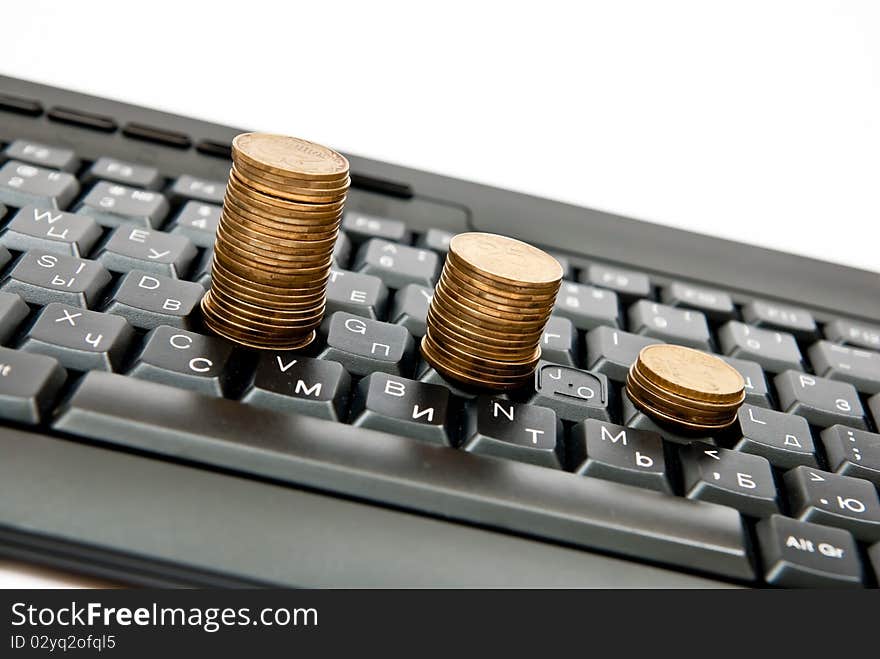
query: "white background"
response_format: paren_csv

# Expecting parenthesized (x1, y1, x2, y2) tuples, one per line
(0, 0, 878, 586)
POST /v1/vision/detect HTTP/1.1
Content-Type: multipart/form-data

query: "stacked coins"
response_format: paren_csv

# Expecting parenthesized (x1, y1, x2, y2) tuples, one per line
(201, 133, 349, 349)
(421, 232, 562, 390)
(626, 344, 746, 433)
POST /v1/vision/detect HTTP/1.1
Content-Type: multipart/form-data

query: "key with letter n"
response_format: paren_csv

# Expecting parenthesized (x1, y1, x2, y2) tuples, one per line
(351, 372, 452, 445)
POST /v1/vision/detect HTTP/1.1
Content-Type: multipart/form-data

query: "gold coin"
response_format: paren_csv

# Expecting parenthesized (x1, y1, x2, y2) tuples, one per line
(626, 386, 738, 431)
(441, 258, 560, 304)
(232, 160, 350, 189)
(227, 171, 346, 213)
(448, 233, 563, 288)
(636, 344, 745, 404)
(233, 133, 349, 181)
(438, 271, 554, 319)
(420, 337, 533, 390)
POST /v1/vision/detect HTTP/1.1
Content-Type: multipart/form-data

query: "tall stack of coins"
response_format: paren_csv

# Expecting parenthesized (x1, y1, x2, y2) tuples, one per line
(421, 233, 562, 390)
(626, 344, 746, 432)
(201, 133, 349, 349)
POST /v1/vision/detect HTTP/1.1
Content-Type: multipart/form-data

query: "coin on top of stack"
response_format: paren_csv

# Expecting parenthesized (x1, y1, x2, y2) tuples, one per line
(626, 344, 746, 434)
(421, 232, 563, 390)
(201, 133, 349, 350)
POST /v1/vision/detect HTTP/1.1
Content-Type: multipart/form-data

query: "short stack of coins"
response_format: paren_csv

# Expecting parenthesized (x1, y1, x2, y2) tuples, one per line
(421, 232, 563, 390)
(201, 133, 349, 349)
(626, 344, 746, 433)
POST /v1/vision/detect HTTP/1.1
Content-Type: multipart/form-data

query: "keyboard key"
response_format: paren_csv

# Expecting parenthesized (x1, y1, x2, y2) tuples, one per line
(170, 174, 225, 205)
(733, 404, 817, 469)
(104, 271, 204, 330)
(572, 419, 671, 493)
(84, 156, 162, 189)
(661, 281, 736, 322)
(553, 281, 620, 330)
(757, 515, 862, 588)
(540, 315, 577, 366)
(2, 139, 78, 172)
(808, 340, 880, 395)
(319, 312, 415, 377)
(680, 443, 779, 517)
(820, 425, 880, 487)
(871, 394, 880, 429)
(620, 389, 715, 445)
(342, 211, 410, 244)
(1, 251, 110, 308)
(168, 201, 221, 248)
(354, 238, 439, 289)
(0, 161, 79, 209)
(77, 181, 169, 229)
(351, 372, 452, 445)
(54, 371, 756, 581)
(774, 370, 866, 430)
(332, 230, 351, 268)
(416, 228, 454, 254)
(21, 302, 134, 371)
(462, 397, 562, 468)
(785, 466, 880, 542)
(96, 226, 197, 278)
(585, 326, 660, 382)
(389, 284, 432, 338)
(129, 325, 234, 396)
(528, 361, 613, 423)
(581, 263, 651, 302)
(718, 321, 804, 373)
(325, 269, 388, 320)
(0, 205, 102, 257)
(242, 353, 350, 421)
(824, 319, 880, 352)
(192, 249, 212, 288)
(416, 361, 479, 400)
(0, 346, 66, 424)
(742, 301, 818, 341)
(718, 355, 772, 408)
(0, 292, 29, 345)
(627, 300, 711, 350)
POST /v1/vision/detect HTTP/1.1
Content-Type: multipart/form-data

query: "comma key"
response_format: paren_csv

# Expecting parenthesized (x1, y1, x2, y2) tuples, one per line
(351, 372, 452, 445)
(680, 443, 779, 518)
(528, 361, 614, 423)
(104, 271, 204, 330)
(318, 311, 415, 377)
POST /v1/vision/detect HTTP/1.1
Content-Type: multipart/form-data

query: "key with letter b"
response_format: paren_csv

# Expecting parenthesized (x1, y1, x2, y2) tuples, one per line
(350, 372, 452, 445)
(462, 397, 563, 469)
(785, 466, 880, 542)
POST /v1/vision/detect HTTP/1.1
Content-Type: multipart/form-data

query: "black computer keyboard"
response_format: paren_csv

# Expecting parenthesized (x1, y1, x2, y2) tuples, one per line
(0, 77, 878, 588)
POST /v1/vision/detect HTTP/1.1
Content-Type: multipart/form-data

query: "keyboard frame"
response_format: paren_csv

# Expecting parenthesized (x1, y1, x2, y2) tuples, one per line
(0, 75, 876, 587)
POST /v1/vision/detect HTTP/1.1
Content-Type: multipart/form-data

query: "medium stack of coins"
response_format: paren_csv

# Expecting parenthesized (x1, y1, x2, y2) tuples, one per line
(421, 233, 562, 390)
(626, 344, 746, 433)
(201, 133, 349, 349)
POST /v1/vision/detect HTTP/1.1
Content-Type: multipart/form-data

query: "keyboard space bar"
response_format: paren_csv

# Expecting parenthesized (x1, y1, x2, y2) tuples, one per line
(54, 371, 755, 581)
